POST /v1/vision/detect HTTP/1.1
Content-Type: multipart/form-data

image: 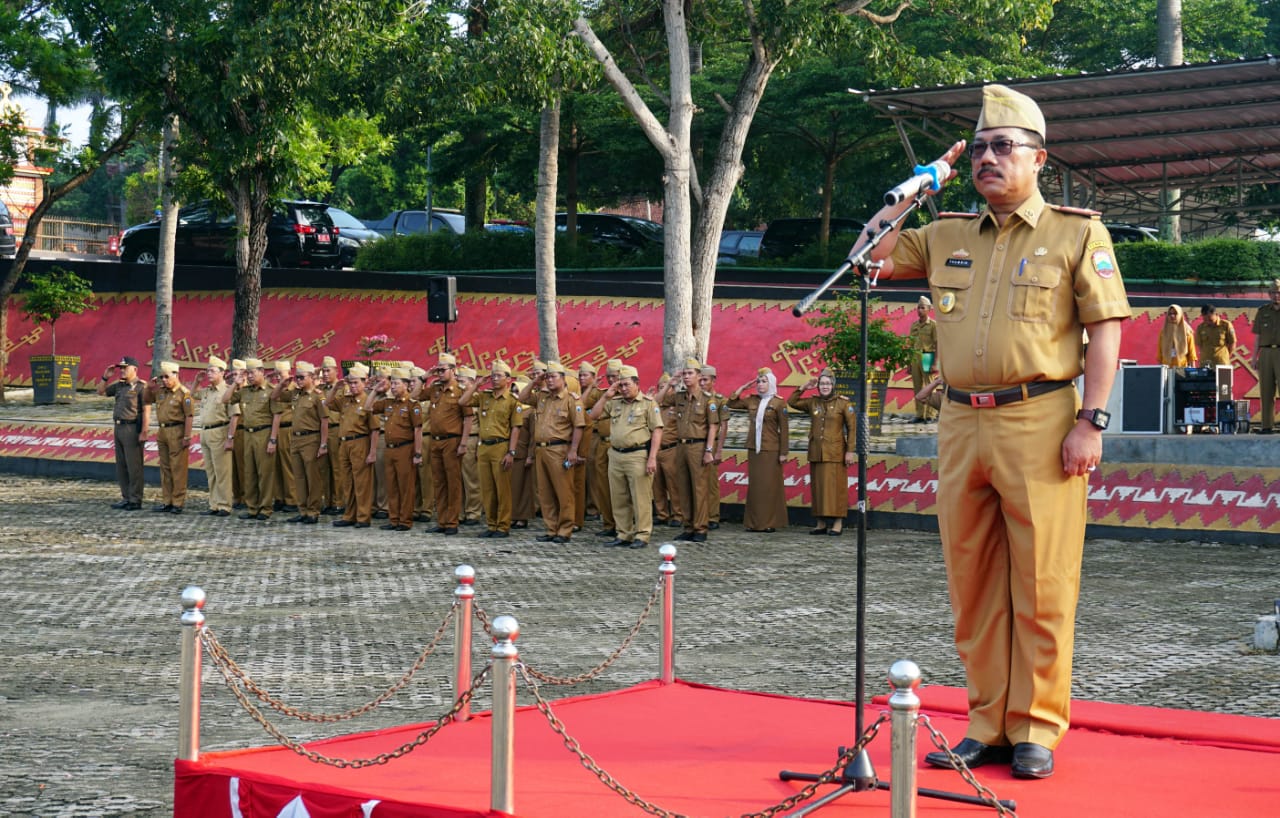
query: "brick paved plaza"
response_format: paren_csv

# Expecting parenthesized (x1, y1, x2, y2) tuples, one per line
(0, 474, 1276, 817)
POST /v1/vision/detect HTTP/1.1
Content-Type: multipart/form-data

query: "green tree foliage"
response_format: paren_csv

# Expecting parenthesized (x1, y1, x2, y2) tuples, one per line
(19, 265, 96, 355)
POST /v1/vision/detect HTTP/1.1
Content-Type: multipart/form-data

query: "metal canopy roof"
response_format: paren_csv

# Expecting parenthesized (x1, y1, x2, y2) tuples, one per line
(859, 57, 1280, 235)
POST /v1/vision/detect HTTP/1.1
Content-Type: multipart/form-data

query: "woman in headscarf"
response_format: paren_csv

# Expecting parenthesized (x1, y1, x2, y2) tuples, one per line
(787, 369, 855, 535)
(727, 367, 790, 532)
(1157, 304, 1198, 369)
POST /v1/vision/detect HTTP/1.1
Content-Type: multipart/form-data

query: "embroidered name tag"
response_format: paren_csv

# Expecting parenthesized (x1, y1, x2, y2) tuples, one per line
(944, 258, 972, 268)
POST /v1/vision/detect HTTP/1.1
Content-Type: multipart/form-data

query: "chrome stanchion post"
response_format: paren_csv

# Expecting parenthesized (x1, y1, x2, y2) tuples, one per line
(454, 564, 475, 722)
(888, 660, 922, 818)
(490, 614, 519, 814)
(178, 586, 206, 762)
(659, 544, 677, 683)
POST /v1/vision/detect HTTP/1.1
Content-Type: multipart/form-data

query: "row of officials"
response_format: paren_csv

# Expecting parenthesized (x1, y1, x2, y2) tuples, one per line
(98, 353, 856, 548)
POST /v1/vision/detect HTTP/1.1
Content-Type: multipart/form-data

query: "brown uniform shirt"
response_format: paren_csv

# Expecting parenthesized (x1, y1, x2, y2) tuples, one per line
(1251, 303, 1280, 348)
(727, 395, 789, 452)
(512, 403, 532, 457)
(232, 384, 282, 430)
(788, 393, 855, 462)
(908, 317, 938, 353)
(893, 190, 1132, 389)
(336, 393, 379, 438)
(661, 389, 721, 442)
(149, 384, 194, 425)
(466, 389, 518, 441)
(287, 386, 329, 433)
(1194, 319, 1237, 366)
(371, 395, 422, 444)
(106, 379, 146, 422)
(605, 394, 664, 448)
(275, 382, 297, 426)
(585, 386, 610, 438)
(420, 382, 470, 436)
(527, 390, 586, 443)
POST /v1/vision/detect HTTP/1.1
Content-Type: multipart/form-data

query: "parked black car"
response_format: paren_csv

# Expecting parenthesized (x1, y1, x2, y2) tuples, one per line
(555, 213, 664, 252)
(758, 217, 865, 260)
(717, 229, 763, 265)
(326, 206, 383, 268)
(0, 199, 15, 259)
(118, 200, 340, 268)
(365, 208, 465, 237)
(1106, 223, 1159, 243)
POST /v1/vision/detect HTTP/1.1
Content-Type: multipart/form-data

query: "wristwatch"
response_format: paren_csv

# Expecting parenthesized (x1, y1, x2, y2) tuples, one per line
(1076, 408, 1111, 430)
(508, 450, 517, 456)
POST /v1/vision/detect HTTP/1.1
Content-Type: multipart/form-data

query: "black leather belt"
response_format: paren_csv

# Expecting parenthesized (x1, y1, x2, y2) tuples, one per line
(1263, 344, 1280, 348)
(946, 380, 1071, 408)
(114, 418, 138, 425)
(243, 424, 271, 433)
(612, 444, 649, 453)
(292, 429, 319, 437)
(537, 439, 570, 447)
(278, 422, 292, 428)
(385, 440, 414, 449)
(159, 421, 185, 428)
(431, 433, 460, 440)
(659, 442, 679, 450)
(203, 421, 228, 430)
(480, 437, 509, 445)
(679, 437, 704, 444)
(339, 433, 369, 441)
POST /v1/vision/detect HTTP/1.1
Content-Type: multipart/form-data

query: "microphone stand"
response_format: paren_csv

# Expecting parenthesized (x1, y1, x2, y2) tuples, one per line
(779, 191, 1016, 815)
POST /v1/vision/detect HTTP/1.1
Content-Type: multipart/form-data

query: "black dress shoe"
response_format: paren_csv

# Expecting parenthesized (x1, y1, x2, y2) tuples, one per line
(551, 535, 569, 544)
(708, 522, 720, 530)
(1011, 742, 1054, 779)
(239, 512, 258, 520)
(281, 504, 299, 513)
(273, 500, 285, 511)
(301, 516, 318, 524)
(125, 502, 142, 510)
(627, 540, 648, 549)
(809, 527, 829, 535)
(353, 522, 370, 528)
(202, 509, 220, 516)
(535, 535, 555, 542)
(373, 510, 389, 519)
(596, 529, 618, 538)
(232, 502, 247, 510)
(379, 524, 397, 530)
(489, 531, 509, 538)
(667, 519, 683, 527)
(333, 519, 355, 527)
(443, 527, 458, 535)
(828, 528, 843, 536)
(460, 518, 481, 526)
(674, 532, 694, 541)
(430, 526, 449, 534)
(413, 513, 432, 523)
(477, 530, 494, 538)
(924, 738, 1013, 770)
(152, 504, 173, 512)
(214, 510, 231, 517)
(690, 533, 707, 542)
(320, 506, 340, 515)
(169, 506, 183, 514)
(255, 513, 269, 521)
(111, 500, 130, 509)
(394, 524, 411, 531)
(511, 521, 528, 529)
(603, 538, 628, 547)
(286, 515, 304, 523)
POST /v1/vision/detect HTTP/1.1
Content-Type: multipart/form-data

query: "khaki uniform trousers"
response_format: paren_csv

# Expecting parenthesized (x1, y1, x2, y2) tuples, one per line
(704, 457, 720, 524)
(608, 448, 654, 543)
(590, 436, 614, 529)
(384, 443, 417, 528)
(242, 428, 276, 516)
(374, 435, 387, 514)
(1258, 347, 1280, 430)
(415, 451, 435, 518)
(936, 386, 1084, 750)
(654, 444, 680, 523)
(232, 426, 246, 505)
(290, 433, 325, 517)
(572, 428, 593, 527)
(340, 437, 374, 524)
(113, 421, 144, 504)
(477, 441, 512, 532)
(910, 354, 935, 420)
(157, 425, 190, 508)
(429, 437, 463, 527)
(534, 445, 575, 538)
(461, 436, 483, 522)
(200, 428, 234, 512)
(675, 442, 711, 534)
(510, 452, 535, 523)
(325, 442, 343, 510)
(274, 430, 296, 507)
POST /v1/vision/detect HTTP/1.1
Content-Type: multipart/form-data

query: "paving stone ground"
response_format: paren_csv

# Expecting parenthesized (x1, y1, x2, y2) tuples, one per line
(0, 472, 1277, 817)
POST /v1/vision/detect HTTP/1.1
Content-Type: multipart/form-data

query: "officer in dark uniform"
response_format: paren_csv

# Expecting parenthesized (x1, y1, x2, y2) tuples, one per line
(98, 355, 150, 510)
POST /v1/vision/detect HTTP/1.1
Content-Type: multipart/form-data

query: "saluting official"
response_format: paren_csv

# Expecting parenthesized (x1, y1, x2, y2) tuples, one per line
(418, 353, 471, 534)
(226, 358, 282, 520)
(588, 365, 662, 548)
(509, 376, 535, 529)
(268, 360, 299, 512)
(98, 354, 149, 510)
(460, 360, 519, 537)
(228, 358, 248, 509)
(700, 364, 728, 529)
(410, 366, 435, 523)
(192, 355, 237, 516)
(281, 361, 329, 524)
(368, 368, 424, 531)
(318, 355, 344, 514)
(456, 366, 485, 526)
(331, 363, 379, 528)
(788, 370, 855, 535)
(573, 361, 600, 531)
(651, 373, 681, 528)
(588, 359, 622, 538)
(657, 358, 721, 542)
(146, 361, 194, 513)
(518, 361, 586, 543)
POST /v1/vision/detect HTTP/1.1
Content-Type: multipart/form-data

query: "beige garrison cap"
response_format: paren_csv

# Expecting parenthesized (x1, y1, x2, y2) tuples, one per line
(389, 367, 411, 380)
(230, 358, 247, 371)
(491, 360, 512, 375)
(546, 361, 567, 374)
(606, 358, 623, 374)
(295, 361, 316, 375)
(700, 365, 717, 377)
(159, 361, 181, 375)
(684, 358, 703, 370)
(975, 84, 1045, 139)
(619, 365, 639, 379)
(207, 355, 227, 369)
(457, 366, 477, 379)
(918, 295, 932, 308)
(273, 361, 291, 375)
(321, 355, 338, 368)
(578, 361, 597, 375)
(244, 358, 264, 370)
(410, 366, 427, 379)
(438, 352, 457, 366)
(348, 363, 370, 378)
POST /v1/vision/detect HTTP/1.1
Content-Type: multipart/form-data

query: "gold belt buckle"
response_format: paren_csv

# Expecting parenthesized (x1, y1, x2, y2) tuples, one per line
(969, 392, 996, 408)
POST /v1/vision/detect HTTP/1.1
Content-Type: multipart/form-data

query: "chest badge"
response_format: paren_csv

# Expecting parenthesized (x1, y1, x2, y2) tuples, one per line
(1034, 247, 1048, 256)
(938, 292, 957, 314)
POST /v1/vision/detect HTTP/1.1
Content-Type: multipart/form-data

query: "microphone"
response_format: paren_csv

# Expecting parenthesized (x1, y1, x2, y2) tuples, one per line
(883, 160, 950, 206)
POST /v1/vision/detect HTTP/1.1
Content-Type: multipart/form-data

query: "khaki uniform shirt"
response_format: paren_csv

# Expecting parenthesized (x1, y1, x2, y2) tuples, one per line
(106, 378, 146, 423)
(527, 390, 586, 443)
(892, 190, 1131, 390)
(788, 393, 855, 462)
(196, 383, 237, 430)
(661, 389, 721, 442)
(232, 384, 282, 430)
(468, 389, 518, 441)
(1251, 304, 1280, 348)
(336, 393, 379, 438)
(1194, 319, 1236, 366)
(606, 394, 664, 448)
(371, 395, 422, 445)
(288, 386, 328, 433)
(512, 403, 532, 457)
(420, 382, 470, 436)
(908, 317, 938, 353)
(274, 382, 297, 426)
(585, 386, 610, 439)
(149, 384, 194, 425)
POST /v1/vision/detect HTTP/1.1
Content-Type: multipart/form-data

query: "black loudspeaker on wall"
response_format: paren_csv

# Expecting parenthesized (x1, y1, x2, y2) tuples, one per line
(427, 276, 457, 323)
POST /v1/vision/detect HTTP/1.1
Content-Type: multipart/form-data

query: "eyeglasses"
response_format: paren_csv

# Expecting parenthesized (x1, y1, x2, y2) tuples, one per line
(294, 375, 308, 380)
(969, 139, 1038, 159)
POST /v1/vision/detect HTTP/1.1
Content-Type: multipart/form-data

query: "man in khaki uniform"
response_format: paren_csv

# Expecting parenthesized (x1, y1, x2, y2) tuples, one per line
(367, 368, 423, 530)
(588, 365, 662, 548)
(657, 358, 720, 542)
(1194, 306, 1235, 368)
(853, 84, 1130, 779)
(318, 355, 344, 514)
(588, 359, 622, 537)
(146, 361, 194, 513)
(226, 358, 282, 520)
(228, 359, 248, 509)
(330, 363, 378, 528)
(908, 296, 939, 422)
(518, 361, 585, 542)
(192, 355, 237, 516)
(268, 361, 298, 512)
(419, 353, 471, 534)
(699, 364, 728, 529)
(98, 354, 149, 510)
(509, 376, 535, 529)
(1251, 281, 1280, 432)
(456, 365, 485, 525)
(460, 360, 518, 537)
(410, 366, 435, 523)
(573, 361, 600, 531)
(650, 373, 681, 527)
(279, 361, 329, 523)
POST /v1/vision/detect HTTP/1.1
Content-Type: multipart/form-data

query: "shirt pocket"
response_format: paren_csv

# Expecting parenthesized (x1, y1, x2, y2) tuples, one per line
(930, 263, 975, 323)
(1007, 263, 1063, 324)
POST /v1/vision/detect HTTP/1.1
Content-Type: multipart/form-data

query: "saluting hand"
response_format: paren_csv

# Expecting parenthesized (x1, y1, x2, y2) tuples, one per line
(803, 377, 818, 391)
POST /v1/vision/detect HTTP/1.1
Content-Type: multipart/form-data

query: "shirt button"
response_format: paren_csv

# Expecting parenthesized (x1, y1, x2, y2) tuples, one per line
(996, 244, 1005, 251)
(975, 350, 983, 357)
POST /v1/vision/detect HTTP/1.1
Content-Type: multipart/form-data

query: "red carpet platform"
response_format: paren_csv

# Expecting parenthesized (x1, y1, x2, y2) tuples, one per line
(175, 680, 1280, 817)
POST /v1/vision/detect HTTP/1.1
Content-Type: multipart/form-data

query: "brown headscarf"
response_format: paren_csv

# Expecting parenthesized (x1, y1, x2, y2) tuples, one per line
(1158, 304, 1195, 366)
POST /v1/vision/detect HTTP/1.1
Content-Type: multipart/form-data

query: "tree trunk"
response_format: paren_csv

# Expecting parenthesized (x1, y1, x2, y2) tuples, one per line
(152, 114, 180, 372)
(660, 0, 696, 373)
(563, 124, 580, 236)
(535, 99, 561, 362)
(1157, 0, 1183, 242)
(230, 174, 271, 359)
(464, 130, 488, 232)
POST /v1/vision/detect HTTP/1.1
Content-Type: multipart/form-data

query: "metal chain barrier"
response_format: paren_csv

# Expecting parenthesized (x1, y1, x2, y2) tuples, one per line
(473, 600, 494, 637)
(205, 655, 492, 768)
(517, 663, 889, 818)
(520, 577, 664, 685)
(198, 602, 456, 723)
(918, 715, 1019, 817)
